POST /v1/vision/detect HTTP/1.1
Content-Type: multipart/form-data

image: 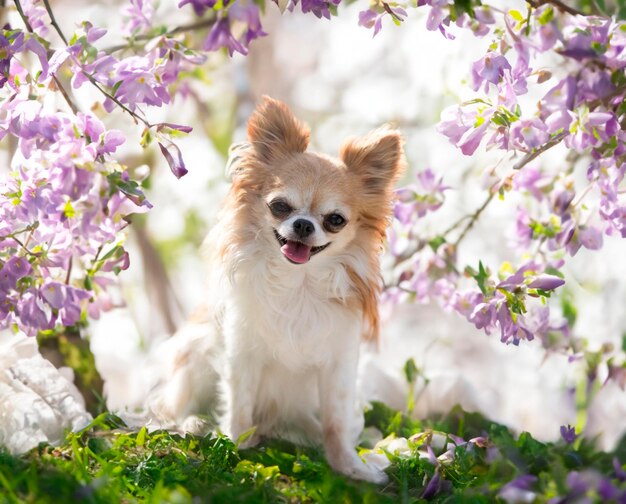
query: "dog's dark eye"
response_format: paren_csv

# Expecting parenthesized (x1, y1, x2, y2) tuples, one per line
(324, 213, 347, 232)
(268, 199, 292, 217)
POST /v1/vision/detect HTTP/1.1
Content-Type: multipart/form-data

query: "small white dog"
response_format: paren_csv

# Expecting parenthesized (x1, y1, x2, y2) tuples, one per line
(148, 97, 404, 483)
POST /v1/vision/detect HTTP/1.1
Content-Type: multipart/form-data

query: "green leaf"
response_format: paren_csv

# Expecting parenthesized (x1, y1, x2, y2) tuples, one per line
(428, 235, 446, 252)
(110, 80, 123, 96)
(136, 426, 147, 447)
(561, 291, 577, 327)
(236, 426, 257, 447)
(404, 358, 418, 385)
(468, 261, 490, 296)
(63, 199, 75, 219)
(537, 6, 554, 25)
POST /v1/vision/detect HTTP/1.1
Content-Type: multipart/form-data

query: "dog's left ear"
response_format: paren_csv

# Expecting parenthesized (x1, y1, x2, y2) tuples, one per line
(340, 128, 404, 194)
(247, 96, 310, 162)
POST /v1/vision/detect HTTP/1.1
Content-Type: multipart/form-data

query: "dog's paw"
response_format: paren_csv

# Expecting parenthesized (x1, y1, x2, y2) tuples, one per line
(343, 463, 389, 484)
(236, 430, 261, 449)
(330, 453, 389, 484)
(181, 415, 212, 436)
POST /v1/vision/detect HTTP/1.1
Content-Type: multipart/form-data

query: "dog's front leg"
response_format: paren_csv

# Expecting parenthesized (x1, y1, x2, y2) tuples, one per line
(220, 319, 262, 447)
(221, 349, 262, 447)
(319, 332, 388, 484)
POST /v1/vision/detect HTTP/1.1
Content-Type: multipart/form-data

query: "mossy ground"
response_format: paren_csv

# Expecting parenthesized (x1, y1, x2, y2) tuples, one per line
(1, 404, 624, 503)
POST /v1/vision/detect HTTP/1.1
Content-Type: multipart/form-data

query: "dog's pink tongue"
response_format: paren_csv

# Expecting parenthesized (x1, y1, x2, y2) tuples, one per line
(281, 240, 311, 264)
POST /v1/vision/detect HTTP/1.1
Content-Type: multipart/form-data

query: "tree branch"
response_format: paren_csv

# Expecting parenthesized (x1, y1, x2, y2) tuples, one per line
(512, 131, 567, 171)
(81, 71, 153, 128)
(453, 190, 497, 247)
(527, 0, 585, 17)
(42, 0, 68, 45)
(103, 17, 217, 53)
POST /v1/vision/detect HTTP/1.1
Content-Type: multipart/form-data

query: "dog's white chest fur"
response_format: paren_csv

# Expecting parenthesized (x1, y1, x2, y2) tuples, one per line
(226, 256, 357, 370)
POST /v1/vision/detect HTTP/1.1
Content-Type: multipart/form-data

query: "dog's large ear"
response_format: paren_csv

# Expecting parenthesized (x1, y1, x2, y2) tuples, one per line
(340, 127, 404, 194)
(247, 96, 310, 161)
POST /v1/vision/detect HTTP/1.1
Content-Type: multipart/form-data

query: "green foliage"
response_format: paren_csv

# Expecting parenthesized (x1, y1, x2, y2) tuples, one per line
(0, 409, 624, 503)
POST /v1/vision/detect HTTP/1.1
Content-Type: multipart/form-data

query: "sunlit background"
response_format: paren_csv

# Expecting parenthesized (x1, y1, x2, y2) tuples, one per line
(2, 0, 625, 455)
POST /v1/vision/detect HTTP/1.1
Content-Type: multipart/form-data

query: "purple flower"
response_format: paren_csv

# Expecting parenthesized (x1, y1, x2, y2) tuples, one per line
(560, 424, 577, 444)
(527, 275, 565, 291)
(41, 281, 67, 310)
(228, 2, 268, 46)
(514, 207, 533, 249)
(422, 470, 443, 499)
(298, 0, 341, 20)
(533, 16, 560, 52)
(178, 0, 216, 15)
(471, 52, 511, 92)
(3, 256, 33, 283)
(158, 141, 188, 179)
(498, 475, 538, 504)
(509, 118, 549, 151)
(561, 17, 611, 62)
(513, 167, 551, 201)
(122, 0, 155, 34)
(20, 0, 49, 37)
(0, 31, 25, 88)
(393, 169, 448, 223)
(438, 104, 494, 156)
(16, 289, 54, 335)
(203, 18, 247, 56)
(111, 55, 171, 111)
(358, 9, 378, 30)
(540, 77, 577, 121)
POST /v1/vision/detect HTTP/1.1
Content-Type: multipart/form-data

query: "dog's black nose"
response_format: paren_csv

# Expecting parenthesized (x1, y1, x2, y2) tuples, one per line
(293, 218, 314, 239)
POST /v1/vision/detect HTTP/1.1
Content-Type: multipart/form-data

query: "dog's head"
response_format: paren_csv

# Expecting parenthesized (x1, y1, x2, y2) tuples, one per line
(219, 97, 404, 340)
(225, 97, 404, 268)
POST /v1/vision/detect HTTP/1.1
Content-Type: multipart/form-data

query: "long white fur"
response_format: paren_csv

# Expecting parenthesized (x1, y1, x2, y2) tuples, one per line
(147, 99, 401, 484)
(211, 211, 384, 482)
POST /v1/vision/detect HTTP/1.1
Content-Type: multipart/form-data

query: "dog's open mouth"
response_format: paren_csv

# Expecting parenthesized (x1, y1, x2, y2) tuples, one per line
(273, 230, 330, 264)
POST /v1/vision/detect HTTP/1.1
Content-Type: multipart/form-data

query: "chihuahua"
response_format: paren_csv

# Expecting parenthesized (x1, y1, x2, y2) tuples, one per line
(148, 97, 404, 483)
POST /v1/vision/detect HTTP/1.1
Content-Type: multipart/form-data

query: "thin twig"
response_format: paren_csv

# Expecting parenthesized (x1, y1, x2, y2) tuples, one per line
(65, 256, 73, 285)
(13, 0, 33, 31)
(11, 235, 41, 258)
(13, 0, 80, 114)
(103, 18, 217, 53)
(453, 190, 497, 247)
(512, 132, 567, 171)
(82, 71, 152, 128)
(42, 0, 68, 45)
(52, 75, 79, 114)
(527, 0, 585, 17)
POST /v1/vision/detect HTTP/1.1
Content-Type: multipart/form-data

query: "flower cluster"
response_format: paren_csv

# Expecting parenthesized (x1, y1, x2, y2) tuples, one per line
(0, 78, 148, 335)
(178, 0, 267, 56)
(362, 422, 626, 501)
(380, 2, 626, 387)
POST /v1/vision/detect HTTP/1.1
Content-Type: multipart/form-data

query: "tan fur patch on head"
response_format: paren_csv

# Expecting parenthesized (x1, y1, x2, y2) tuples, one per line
(247, 96, 310, 162)
(341, 127, 405, 240)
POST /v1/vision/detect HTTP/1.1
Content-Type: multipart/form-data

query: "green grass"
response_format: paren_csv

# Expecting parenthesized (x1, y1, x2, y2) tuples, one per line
(1, 404, 624, 503)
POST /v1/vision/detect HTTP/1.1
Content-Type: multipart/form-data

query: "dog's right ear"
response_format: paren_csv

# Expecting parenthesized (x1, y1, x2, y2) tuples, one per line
(247, 96, 310, 162)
